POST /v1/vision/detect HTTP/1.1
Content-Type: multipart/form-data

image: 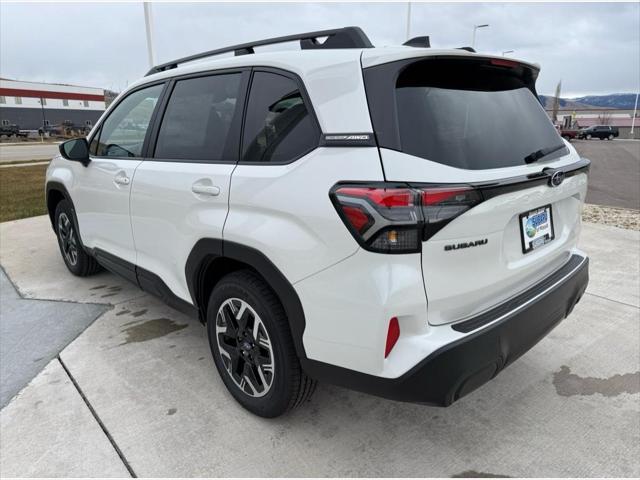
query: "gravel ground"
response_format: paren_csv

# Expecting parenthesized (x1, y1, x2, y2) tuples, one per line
(583, 203, 639, 231)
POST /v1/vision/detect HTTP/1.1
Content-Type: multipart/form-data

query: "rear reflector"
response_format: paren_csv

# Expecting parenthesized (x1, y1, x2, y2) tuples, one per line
(385, 317, 400, 358)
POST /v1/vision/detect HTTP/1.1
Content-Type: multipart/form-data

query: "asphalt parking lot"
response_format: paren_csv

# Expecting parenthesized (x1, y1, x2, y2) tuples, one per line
(572, 139, 640, 210)
(0, 215, 638, 477)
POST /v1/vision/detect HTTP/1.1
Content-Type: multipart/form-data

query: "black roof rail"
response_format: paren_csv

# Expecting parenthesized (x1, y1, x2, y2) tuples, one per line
(403, 36, 430, 48)
(457, 46, 476, 53)
(146, 26, 373, 76)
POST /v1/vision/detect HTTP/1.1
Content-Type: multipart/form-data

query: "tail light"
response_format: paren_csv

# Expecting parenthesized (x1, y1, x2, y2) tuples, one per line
(331, 183, 482, 253)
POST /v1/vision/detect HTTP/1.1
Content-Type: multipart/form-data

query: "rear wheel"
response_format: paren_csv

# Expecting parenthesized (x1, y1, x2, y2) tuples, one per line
(206, 270, 316, 417)
(54, 200, 101, 276)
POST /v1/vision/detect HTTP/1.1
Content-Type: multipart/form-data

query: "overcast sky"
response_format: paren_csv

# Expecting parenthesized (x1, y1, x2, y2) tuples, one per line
(1, 2, 638, 97)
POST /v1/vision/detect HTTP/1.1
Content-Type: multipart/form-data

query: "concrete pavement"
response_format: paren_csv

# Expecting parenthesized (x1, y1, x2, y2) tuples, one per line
(0, 215, 638, 477)
(0, 143, 59, 163)
(0, 360, 131, 477)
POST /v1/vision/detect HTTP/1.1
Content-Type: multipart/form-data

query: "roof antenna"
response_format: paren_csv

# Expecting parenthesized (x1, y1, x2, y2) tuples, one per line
(403, 36, 430, 48)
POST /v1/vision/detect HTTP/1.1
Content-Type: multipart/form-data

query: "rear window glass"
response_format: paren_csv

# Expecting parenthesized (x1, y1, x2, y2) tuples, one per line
(366, 58, 566, 170)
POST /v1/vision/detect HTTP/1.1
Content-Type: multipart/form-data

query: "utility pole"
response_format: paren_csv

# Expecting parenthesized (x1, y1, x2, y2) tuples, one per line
(552, 80, 562, 125)
(144, 2, 155, 69)
(471, 24, 489, 49)
(405, 2, 412, 41)
(631, 91, 639, 136)
(39, 97, 46, 142)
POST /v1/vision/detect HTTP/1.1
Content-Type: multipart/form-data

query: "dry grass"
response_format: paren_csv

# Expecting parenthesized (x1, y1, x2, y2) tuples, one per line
(0, 164, 48, 222)
(582, 203, 640, 231)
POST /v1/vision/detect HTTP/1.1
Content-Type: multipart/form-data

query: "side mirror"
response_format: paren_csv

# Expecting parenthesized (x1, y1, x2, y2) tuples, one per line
(59, 138, 90, 166)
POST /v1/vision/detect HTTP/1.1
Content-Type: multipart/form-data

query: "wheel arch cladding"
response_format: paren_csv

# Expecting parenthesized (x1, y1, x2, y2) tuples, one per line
(45, 182, 89, 253)
(45, 182, 68, 229)
(185, 239, 308, 360)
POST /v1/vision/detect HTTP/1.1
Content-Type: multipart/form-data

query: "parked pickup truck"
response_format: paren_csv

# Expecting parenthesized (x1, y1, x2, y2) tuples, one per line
(559, 127, 580, 140)
(577, 125, 619, 140)
(0, 124, 27, 138)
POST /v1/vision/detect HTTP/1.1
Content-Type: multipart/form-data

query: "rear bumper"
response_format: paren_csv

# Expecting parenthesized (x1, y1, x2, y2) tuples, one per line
(304, 253, 588, 405)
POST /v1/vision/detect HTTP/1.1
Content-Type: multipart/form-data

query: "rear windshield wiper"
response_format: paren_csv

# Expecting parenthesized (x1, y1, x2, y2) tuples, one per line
(524, 144, 566, 164)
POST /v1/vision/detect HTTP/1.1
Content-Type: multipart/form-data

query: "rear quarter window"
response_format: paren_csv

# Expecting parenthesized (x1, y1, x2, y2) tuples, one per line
(241, 71, 319, 164)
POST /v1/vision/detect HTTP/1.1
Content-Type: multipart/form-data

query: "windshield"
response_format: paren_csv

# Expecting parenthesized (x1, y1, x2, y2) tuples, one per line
(364, 57, 566, 170)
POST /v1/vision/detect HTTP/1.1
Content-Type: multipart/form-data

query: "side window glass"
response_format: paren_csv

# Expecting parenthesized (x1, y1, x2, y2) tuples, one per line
(154, 74, 242, 161)
(96, 84, 163, 158)
(242, 72, 318, 163)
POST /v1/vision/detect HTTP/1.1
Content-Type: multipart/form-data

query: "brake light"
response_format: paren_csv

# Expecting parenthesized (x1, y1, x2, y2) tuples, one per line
(421, 187, 473, 205)
(385, 317, 400, 358)
(420, 187, 482, 239)
(490, 58, 519, 69)
(331, 183, 482, 253)
(341, 205, 372, 233)
(336, 187, 414, 207)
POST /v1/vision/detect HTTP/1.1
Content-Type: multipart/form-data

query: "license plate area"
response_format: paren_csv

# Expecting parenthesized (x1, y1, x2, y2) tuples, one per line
(519, 205, 555, 254)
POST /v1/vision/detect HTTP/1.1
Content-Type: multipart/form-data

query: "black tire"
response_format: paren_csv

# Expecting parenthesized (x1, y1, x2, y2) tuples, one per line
(586, 134, 592, 140)
(206, 270, 316, 417)
(54, 200, 102, 276)
(608, 134, 614, 140)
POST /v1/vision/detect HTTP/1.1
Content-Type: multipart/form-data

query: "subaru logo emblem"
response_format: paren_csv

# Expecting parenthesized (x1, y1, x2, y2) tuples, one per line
(549, 170, 565, 187)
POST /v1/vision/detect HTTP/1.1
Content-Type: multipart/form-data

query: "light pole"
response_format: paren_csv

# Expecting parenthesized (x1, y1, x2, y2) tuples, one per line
(405, 2, 412, 41)
(143, 2, 155, 69)
(502, 50, 514, 56)
(472, 24, 489, 49)
(631, 91, 639, 136)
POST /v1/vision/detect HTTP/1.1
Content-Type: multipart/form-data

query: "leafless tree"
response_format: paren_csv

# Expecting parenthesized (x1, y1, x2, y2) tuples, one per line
(597, 111, 611, 125)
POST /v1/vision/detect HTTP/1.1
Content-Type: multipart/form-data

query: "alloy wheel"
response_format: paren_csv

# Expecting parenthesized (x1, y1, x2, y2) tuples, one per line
(215, 298, 275, 397)
(57, 212, 78, 266)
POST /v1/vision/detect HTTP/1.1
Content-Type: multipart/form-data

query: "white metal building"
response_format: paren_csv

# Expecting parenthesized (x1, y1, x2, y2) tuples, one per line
(0, 78, 106, 131)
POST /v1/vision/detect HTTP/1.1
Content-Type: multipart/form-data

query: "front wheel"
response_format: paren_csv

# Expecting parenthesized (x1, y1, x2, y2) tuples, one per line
(54, 200, 101, 276)
(608, 134, 614, 140)
(206, 270, 316, 417)
(586, 134, 592, 140)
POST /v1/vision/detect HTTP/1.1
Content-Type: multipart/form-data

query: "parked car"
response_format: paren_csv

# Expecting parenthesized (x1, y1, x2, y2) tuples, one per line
(0, 123, 27, 138)
(577, 125, 619, 140)
(46, 27, 590, 417)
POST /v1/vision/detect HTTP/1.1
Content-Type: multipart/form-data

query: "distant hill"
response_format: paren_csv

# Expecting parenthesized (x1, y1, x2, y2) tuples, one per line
(539, 93, 637, 110)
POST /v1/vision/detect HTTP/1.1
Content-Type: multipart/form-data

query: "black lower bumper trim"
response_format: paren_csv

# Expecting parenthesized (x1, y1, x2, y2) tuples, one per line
(303, 254, 589, 406)
(453, 254, 585, 333)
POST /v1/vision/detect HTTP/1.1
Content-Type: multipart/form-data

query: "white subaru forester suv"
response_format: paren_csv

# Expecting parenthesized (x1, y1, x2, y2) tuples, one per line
(46, 27, 589, 417)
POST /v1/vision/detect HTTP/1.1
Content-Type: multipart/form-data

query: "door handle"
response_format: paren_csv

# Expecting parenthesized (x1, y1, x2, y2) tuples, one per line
(114, 175, 130, 186)
(191, 184, 220, 196)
